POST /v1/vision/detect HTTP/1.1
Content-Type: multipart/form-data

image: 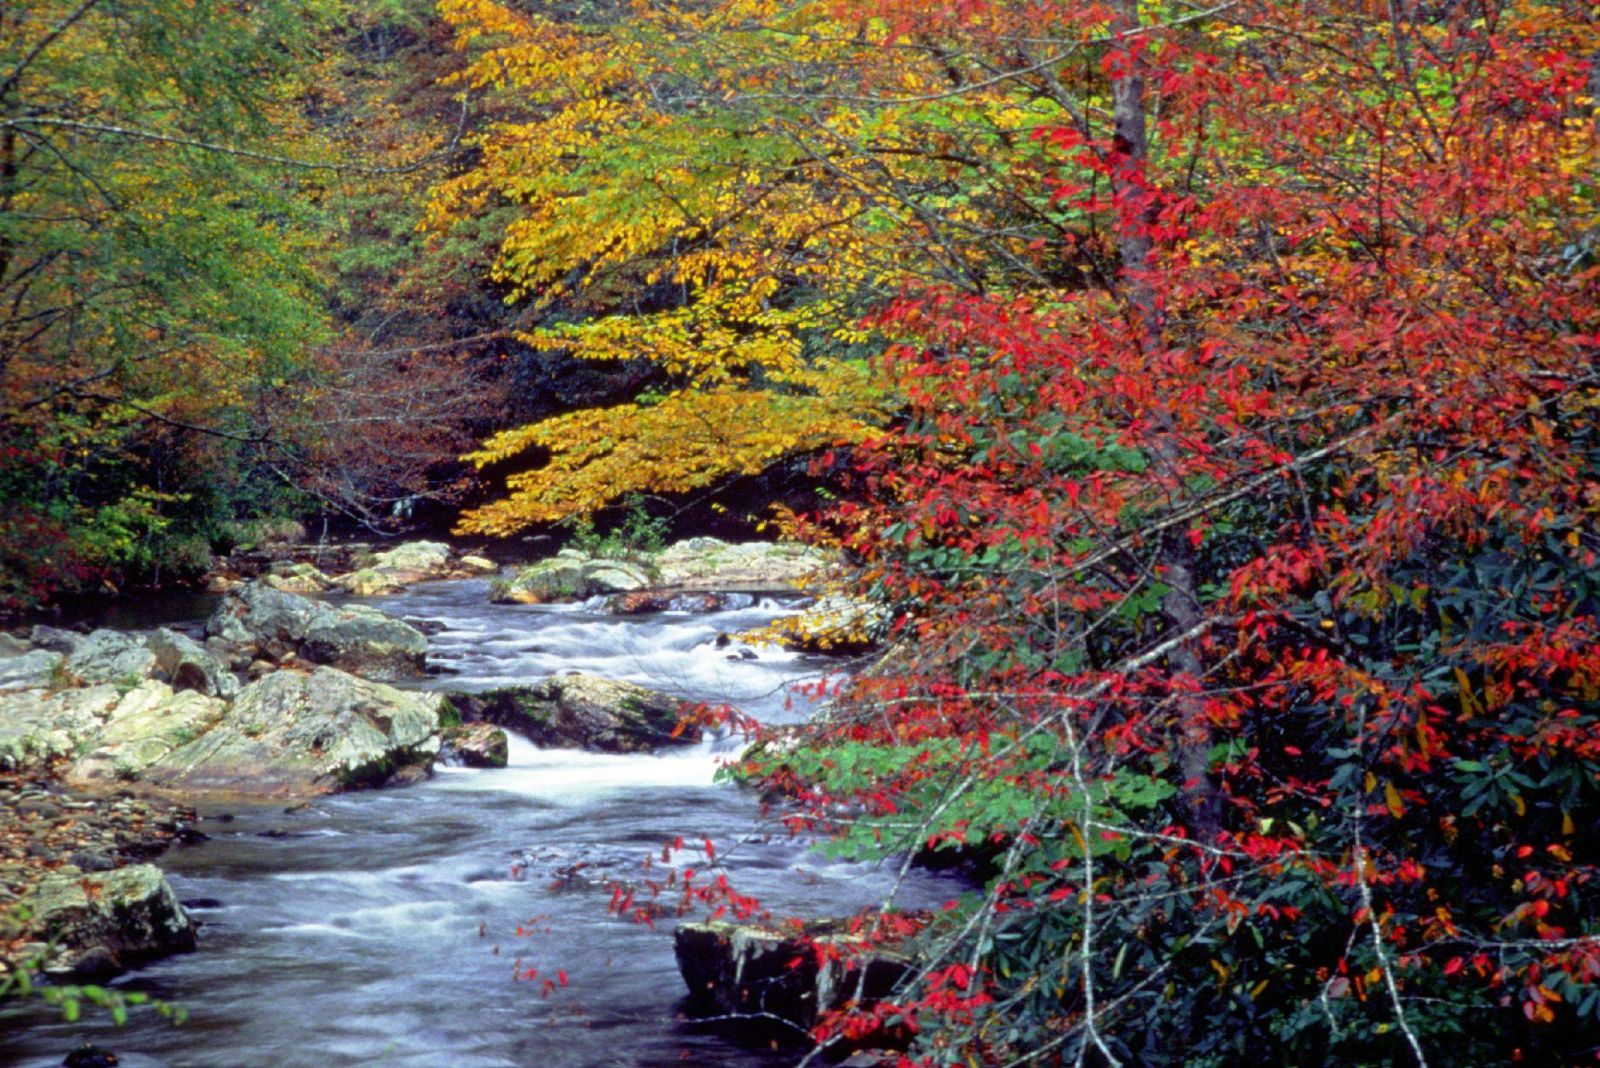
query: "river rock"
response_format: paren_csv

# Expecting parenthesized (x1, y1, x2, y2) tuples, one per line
(135, 666, 444, 797)
(0, 685, 123, 771)
(447, 674, 690, 753)
(28, 625, 85, 655)
(674, 919, 911, 1034)
(205, 582, 426, 678)
(603, 590, 736, 615)
(66, 682, 228, 785)
(61, 630, 159, 687)
(490, 557, 589, 604)
(0, 649, 64, 692)
(438, 722, 509, 768)
(581, 559, 651, 593)
(370, 540, 453, 578)
(651, 538, 832, 589)
(263, 561, 334, 594)
(458, 554, 498, 574)
(17, 863, 195, 979)
(772, 594, 892, 654)
(0, 633, 31, 658)
(147, 628, 239, 699)
(300, 605, 428, 677)
(333, 567, 407, 597)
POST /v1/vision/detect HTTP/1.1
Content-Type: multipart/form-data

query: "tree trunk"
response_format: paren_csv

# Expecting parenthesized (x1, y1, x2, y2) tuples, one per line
(1107, 0, 1220, 837)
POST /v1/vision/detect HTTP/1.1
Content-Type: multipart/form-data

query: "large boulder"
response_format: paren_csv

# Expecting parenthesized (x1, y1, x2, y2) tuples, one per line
(580, 559, 651, 593)
(15, 864, 195, 979)
(0, 649, 64, 692)
(327, 541, 489, 597)
(369, 540, 453, 578)
(651, 538, 832, 590)
(147, 628, 239, 699)
(491, 540, 828, 606)
(299, 605, 428, 677)
(65, 682, 227, 785)
(205, 582, 427, 678)
(0, 685, 127, 772)
(675, 919, 911, 1035)
(61, 630, 158, 687)
(447, 674, 690, 752)
(490, 557, 589, 604)
(136, 666, 444, 797)
(206, 581, 322, 651)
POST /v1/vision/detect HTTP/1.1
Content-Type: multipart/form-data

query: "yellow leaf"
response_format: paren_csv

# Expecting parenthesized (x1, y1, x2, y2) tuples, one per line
(1384, 781, 1405, 818)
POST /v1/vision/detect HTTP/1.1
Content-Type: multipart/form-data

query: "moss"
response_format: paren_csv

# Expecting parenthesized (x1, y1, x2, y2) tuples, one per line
(437, 696, 462, 728)
(46, 658, 74, 692)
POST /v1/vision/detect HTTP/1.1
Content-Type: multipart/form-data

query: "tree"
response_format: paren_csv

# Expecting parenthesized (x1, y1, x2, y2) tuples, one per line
(715, 1, 1600, 1063)
(428, 0, 1107, 532)
(0, 0, 339, 605)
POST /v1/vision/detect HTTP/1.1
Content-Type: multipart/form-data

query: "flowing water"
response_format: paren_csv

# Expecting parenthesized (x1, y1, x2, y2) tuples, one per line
(1, 579, 956, 1067)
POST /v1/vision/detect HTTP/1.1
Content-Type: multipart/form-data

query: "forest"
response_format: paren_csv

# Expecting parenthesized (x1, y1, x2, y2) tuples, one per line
(2, 0, 1598, 1065)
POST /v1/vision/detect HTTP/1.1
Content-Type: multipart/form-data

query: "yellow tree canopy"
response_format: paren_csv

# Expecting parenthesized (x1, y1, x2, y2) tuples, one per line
(426, 0, 1081, 533)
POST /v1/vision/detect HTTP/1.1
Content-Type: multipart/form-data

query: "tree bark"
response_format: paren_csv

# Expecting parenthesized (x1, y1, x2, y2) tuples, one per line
(1107, 0, 1220, 838)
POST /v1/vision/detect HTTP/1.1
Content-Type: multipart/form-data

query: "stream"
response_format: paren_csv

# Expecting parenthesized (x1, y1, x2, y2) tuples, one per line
(1, 578, 955, 1067)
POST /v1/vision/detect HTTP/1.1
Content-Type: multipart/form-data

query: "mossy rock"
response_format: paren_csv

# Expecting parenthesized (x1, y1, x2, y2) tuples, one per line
(445, 674, 690, 752)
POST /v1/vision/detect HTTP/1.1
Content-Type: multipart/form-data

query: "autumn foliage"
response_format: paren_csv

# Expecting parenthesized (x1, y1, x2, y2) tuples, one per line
(591, 0, 1600, 1064)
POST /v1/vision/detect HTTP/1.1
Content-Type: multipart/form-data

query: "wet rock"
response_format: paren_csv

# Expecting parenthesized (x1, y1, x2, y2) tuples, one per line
(0, 649, 65, 692)
(447, 674, 690, 753)
(64, 1044, 120, 1067)
(61, 630, 158, 687)
(18, 863, 195, 979)
(604, 590, 734, 615)
(205, 582, 426, 678)
(674, 919, 911, 1035)
(384, 761, 432, 788)
(147, 628, 239, 699)
(136, 666, 444, 798)
(439, 722, 509, 768)
(458, 554, 498, 574)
